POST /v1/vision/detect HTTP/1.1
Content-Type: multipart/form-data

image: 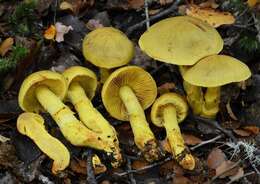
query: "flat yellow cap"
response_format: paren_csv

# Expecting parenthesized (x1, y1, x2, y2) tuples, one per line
(139, 16, 223, 65)
(18, 71, 67, 113)
(183, 55, 251, 87)
(102, 66, 157, 121)
(62, 66, 97, 99)
(83, 27, 134, 69)
(151, 93, 188, 127)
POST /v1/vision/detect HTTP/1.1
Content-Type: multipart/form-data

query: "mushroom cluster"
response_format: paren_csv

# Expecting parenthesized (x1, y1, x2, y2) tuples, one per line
(16, 18, 252, 174)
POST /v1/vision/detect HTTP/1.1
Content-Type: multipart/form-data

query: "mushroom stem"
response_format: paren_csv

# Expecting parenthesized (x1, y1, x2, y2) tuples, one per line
(163, 105, 195, 170)
(100, 68, 111, 83)
(179, 66, 203, 115)
(119, 85, 159, 161)
(35, 85, 111, 151)
(67, 81, 122, 167)
(201, 87, 220, 118)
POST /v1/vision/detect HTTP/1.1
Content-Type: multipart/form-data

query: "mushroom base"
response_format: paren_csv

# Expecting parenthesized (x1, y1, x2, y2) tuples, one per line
(119, 85, 160, 162)
(200, 87, 220, 118)
(163, 105, 195, 170)
(67, 81, 122, 167)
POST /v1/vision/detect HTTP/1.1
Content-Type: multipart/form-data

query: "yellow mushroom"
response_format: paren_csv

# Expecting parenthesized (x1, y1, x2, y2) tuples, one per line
(82, 27, 134, 82)
(138, 16, 224, 116)
(62, 66, 122, 168)
(183, 55, 251, 118)
(151, 93, 195, 170)
(18, 70, 111, 152)
(102, 66, 160, 162)
(17, 112, 70, 174)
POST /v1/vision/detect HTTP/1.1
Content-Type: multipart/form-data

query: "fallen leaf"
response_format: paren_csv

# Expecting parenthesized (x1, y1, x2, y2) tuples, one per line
(247, 0, 259, 7)
(243, 126, 260, 135)
(229, 167, 244, 181)
(132, 160, 149, 172)
(233, 129, 251, 137)
(0, 135, 10, 143)
(186, 5, 235, 27)
(60, 1, 74, 12)
(0, 37, 14, 56)
(106, 0, 144, 10)
(172, 175, 192, 184)
(182, 133, 202, 145)
(160, 160, 184, 177)
(207, 148, 226, 169)
(215, 160, 239, 178)
(70, 158, 106, 175)
(159, 0, 173, 6)
(44, 25, 56, 40)
(55, 22, 73, 42)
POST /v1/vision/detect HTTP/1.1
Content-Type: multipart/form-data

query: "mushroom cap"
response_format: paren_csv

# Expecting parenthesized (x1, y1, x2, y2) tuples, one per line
(151, 93, 188, 127)
(183, 55, 252, 87)
(18, 70, 67, 113)
(62, 66, 97, 99)
(138, 16, 223, 66)
(102, 66, 157, 121)
(82, 27, 135, 69)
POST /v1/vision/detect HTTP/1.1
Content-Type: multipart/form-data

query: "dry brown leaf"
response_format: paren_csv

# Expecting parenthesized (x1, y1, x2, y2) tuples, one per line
(60, 1, 74, 12)
(60, 0, 94, 14)
(172, 175, 192, 184)
(70, 158, 106, 175)
(128, 0, 144, 9)
(159, 0, 173, 6)
(229, 167, 244, 181)
(226, 102, 238, 120)
(215, 160, 239, 178)
(44, 25, 56, 40)
(0, 37, 14, 56)
(132, 160, 149, 171)
(233, 129, 251, 137)
(243, 126, 260, 135)
(160, 160, 184, 177)
(207, 148, 226, 169)
(186, 5, 235, 27)
(182, 133, 202, 145)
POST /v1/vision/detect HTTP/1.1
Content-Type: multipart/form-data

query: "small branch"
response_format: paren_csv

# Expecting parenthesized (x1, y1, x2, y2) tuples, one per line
(190, 134, 223, 151)
(126, 0, 182, 35)
(144, 0, 150, 29)
(114, 156, 173, 177)
(84, 150, 97, 184)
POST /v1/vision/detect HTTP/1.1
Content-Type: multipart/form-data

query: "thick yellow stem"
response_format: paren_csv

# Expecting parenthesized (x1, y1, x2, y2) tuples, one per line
(67, 82, 122, 167)
(119, 85, 160, 162)
(35, 85, 111, 151)
(179, 66, 203, 115)
(163, 105, 195, 170)
(201, 87, 220, 118)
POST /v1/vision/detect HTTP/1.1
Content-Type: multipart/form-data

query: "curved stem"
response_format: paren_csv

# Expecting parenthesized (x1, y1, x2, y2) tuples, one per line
(35, 85, 111, 152)
(201, 87, 220, 118)
(163, 105, 195, 170)
(119, 85, 160, 162)
(67, 82, 122, 167)
(17, 113, 70, 174)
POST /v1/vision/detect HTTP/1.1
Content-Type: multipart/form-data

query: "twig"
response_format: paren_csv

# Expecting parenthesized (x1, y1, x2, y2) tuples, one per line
(126, 0, 182, 35)
(84, 150, 97, 184)
(226, 171, 255, 184)
(126, 157, 137, 184)
(114, 156, 173, 177)
(53, 0, 58, 23)
(144, 0, 150, 29)
(190, 134, 223, 151)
